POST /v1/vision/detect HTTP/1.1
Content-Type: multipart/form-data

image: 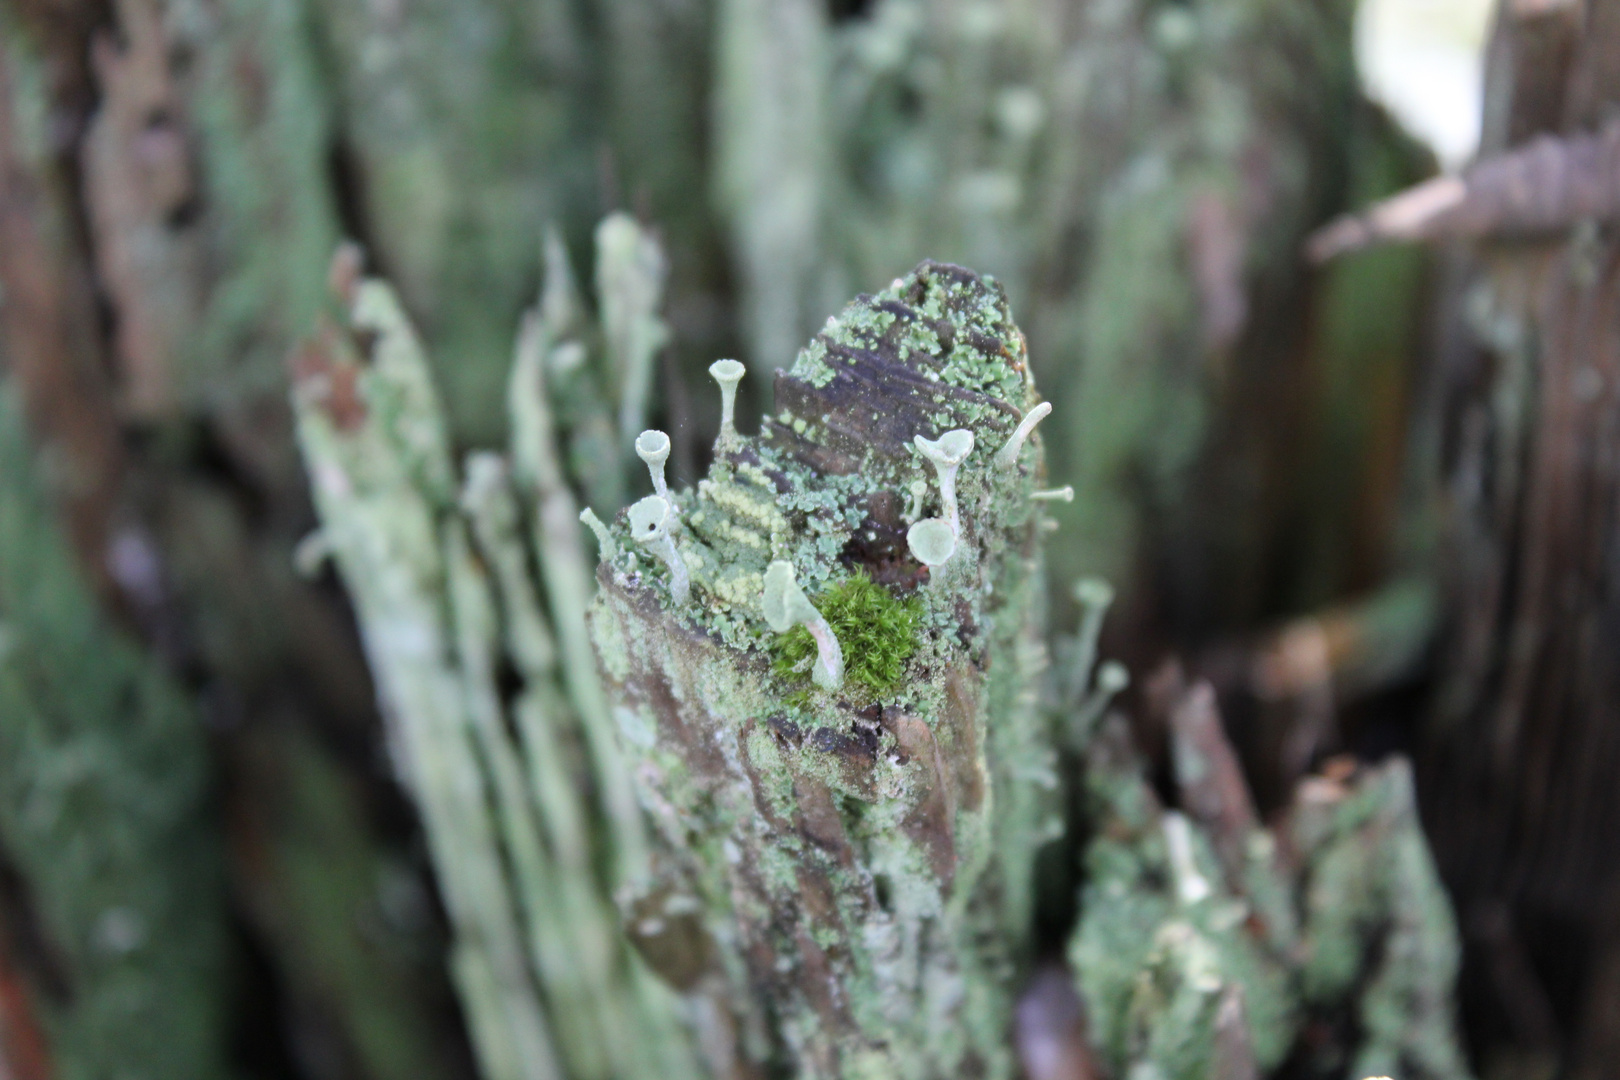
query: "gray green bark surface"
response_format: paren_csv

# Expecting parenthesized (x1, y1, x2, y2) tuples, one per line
(0, 384, 229, 1079)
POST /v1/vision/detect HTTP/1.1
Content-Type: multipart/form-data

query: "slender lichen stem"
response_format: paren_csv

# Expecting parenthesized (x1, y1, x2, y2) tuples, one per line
(1162, 811, 1213, 906)
(994, 401, 1052, 469)
(1067, 578, 1117, 709)
(1071, 661, 1129, 749)
(762, 560, 843, 689)
(915, 429, 974, 537)
(579, 507, 618, 561)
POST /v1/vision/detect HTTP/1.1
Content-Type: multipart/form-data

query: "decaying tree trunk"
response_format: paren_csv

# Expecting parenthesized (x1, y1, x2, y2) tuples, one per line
(589, 261, 1058, 1076)
(1312, 0, 1620, 1072)
(0, 0, 1512, 1072)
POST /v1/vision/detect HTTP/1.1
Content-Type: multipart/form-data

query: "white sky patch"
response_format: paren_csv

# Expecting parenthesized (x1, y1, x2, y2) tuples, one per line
(1355, 0, 1497, 170)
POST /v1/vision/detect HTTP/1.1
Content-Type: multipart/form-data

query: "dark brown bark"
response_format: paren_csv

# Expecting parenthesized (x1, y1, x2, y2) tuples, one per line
(1412, 0, 1620, 1072)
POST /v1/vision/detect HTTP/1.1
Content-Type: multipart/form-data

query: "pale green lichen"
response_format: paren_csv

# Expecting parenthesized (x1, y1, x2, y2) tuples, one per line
(635, 428, 673, 500)
(293, 264, 699, 1080)
(1070, 723, 1298, 1080)
(709, 359, 746, 448)
(994, 400, 1053, 469)
(906, 518, 957, 567)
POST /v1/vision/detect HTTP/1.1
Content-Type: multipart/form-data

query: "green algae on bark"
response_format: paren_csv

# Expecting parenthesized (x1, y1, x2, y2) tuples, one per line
(588, 261, 1059, 1078)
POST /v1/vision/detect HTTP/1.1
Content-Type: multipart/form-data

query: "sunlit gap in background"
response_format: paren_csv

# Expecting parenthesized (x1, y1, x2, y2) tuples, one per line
(1355, 0, 1496, 170)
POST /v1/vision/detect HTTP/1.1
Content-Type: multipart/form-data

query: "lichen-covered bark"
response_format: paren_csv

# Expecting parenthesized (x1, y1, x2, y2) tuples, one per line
(0, 383, 230, 1079)
(1070, 676, 1472, 1080)
(0, 1, 477, 1071)
(291, 246, 702, 1080)
(589, 262, 1057, 1077)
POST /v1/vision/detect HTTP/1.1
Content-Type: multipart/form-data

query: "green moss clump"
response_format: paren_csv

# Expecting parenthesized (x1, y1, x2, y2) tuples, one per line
(771, 572, 921, 698)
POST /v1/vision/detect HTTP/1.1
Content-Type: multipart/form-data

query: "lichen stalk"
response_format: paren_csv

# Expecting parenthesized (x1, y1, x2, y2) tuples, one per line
(510, 304, 652, 883)
(710, 359, 747, 450)
(1071, 660, 1129, 749)
(994, 401, 1052, 469)
(914, 428, 974, 538)
(629, 495, 691, 605)
(1065, 578, 1116, 712)
(763, 560, 844, 689)
(596, 213, 671, 448)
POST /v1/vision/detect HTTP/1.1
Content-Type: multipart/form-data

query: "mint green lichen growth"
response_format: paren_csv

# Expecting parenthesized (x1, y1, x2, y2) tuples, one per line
(589, 260, 1059, 1077)
(1071, 720, 1298, 1079)
(771, 572, 921, 699)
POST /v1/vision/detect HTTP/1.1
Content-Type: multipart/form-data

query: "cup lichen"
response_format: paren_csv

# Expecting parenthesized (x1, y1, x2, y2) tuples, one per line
(635, 429, 672, 500)
(906, 517, 957, 567)
(628, 494, 688, 604)
(709, 359, 746, 449)
(914, 428, 974, 537)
